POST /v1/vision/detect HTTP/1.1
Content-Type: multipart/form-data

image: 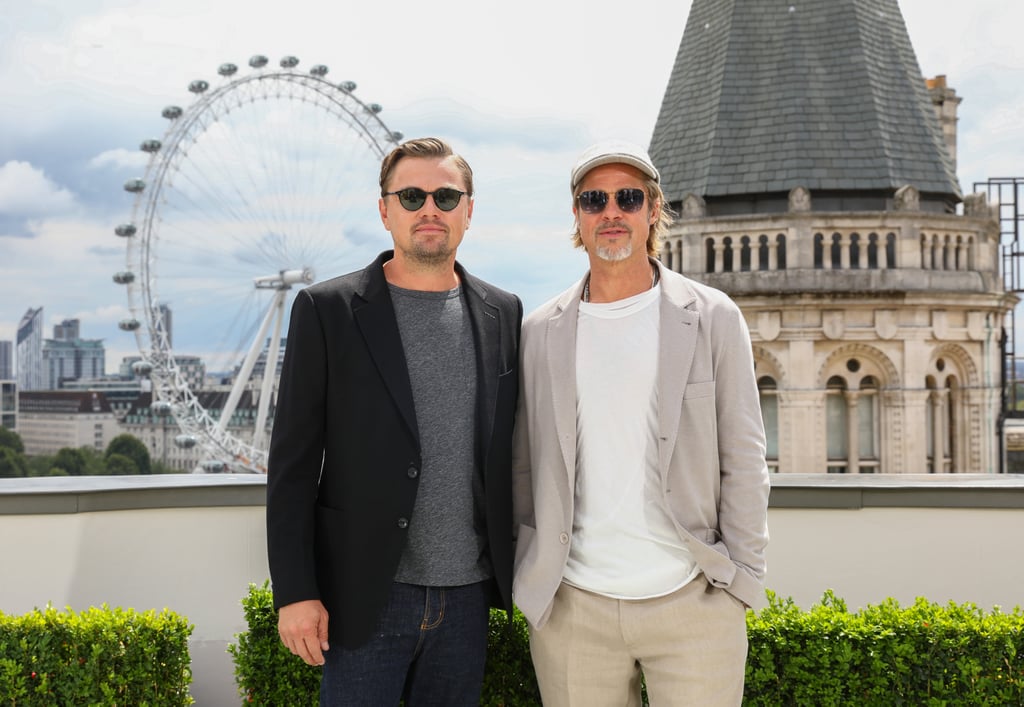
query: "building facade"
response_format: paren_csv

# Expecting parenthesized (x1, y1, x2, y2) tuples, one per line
(17, 391, 121, 456)
(649, 0, 1014, 473)
(120, 389, 271, 472)
(1, 381, 16, 431)
(16, 307, 44, 391)
(43, 338, 106, 390)
(0, 341, 12, 380)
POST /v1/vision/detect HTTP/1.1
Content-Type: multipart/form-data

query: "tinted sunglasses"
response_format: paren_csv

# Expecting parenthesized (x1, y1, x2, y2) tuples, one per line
(577, 188, 646, 214)
(383, 187, 466, 212)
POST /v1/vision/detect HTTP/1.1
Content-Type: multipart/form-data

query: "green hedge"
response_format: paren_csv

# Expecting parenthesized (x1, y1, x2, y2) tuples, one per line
(229, 581, 540, 706)
(0, 604, 193, 705)
(746, 590, 1024, 705)
(230, 583, 1024, 706)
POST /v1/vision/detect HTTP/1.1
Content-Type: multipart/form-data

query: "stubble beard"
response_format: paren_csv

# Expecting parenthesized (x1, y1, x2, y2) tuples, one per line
(405, 229, 453, 267)
(593, 224, 634, 263)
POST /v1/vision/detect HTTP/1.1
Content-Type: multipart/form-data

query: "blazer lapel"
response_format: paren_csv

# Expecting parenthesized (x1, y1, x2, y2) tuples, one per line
(352, 253, 419, 444)
(461, 266, 501, 448)
(657, 263, 699, 473)
(548, 279, 586, 489)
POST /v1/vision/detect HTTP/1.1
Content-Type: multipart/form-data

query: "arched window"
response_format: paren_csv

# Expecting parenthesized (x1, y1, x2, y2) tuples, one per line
(857, 376, 879, 473)
(758, 376, 779, 472)
(826, 366, 881, 473)
(826, 375, 848, 473)
(723, 236, 735, 272)
(814, 233, 824, 269)
(926, 364, 958, 473)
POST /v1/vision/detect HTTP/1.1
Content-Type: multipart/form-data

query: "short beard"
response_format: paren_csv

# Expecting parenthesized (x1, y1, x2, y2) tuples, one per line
(404, 238, 452, 267)
(594, 239, 633, 262)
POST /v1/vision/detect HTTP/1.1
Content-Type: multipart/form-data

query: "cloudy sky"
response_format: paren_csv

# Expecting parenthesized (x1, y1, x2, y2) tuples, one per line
(2, 0, 1023, 374)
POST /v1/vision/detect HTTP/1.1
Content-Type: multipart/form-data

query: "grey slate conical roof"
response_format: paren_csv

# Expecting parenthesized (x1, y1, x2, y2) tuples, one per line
(649, 0, 961, 204)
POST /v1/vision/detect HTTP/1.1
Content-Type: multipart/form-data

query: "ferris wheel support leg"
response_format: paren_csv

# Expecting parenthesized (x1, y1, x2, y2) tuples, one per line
(252, 292, 286, 451)
(216, 290, 284, 436)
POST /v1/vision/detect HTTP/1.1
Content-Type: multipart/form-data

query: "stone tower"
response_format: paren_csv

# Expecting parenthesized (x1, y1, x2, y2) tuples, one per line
(650, 0, 1016, 473)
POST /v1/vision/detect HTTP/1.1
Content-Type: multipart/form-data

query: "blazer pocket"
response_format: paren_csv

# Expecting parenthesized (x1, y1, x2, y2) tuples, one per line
(683, 380, 715, 399)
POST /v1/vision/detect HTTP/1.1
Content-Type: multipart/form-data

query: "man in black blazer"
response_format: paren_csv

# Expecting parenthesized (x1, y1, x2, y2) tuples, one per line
(266, 137, 522, 705)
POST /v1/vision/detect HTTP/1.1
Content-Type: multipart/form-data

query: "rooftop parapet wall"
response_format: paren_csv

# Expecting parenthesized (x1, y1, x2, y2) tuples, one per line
(661, 205, 1003, 295)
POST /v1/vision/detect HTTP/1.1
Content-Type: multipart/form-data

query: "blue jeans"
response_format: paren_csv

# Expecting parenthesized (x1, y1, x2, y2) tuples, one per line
(319, 580, 490, 706)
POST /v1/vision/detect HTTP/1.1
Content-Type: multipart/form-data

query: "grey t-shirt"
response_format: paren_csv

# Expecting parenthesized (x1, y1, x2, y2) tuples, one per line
(389, 283, 491, 586)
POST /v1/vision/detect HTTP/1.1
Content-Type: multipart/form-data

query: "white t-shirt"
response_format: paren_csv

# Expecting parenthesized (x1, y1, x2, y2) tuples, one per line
(564, 283, 699, 599)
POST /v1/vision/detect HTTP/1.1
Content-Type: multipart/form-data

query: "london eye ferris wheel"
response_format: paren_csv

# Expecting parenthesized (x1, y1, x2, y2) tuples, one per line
(114, 55, 403, 472)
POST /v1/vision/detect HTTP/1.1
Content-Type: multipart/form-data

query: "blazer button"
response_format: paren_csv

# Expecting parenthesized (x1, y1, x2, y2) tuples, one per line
(397, 518, 409, 529)
(559, 532, 569, 544)
(407, 465, 419, 478)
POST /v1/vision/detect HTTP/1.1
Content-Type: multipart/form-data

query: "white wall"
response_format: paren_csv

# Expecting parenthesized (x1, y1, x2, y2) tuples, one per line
(2, 474, 1024, 705)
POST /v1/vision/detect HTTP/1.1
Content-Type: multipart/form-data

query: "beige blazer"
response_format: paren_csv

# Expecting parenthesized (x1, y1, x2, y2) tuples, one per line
(511, 259, 770, 629)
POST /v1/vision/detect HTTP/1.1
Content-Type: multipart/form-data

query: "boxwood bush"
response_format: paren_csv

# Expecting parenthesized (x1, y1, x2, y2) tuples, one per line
(0, 604, 193, 705)
(229, 581, 540, 706)
(231, 582, 1024, 706)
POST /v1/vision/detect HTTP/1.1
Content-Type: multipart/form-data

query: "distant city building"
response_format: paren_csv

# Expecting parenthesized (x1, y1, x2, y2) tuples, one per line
(251, 337, 287, 380)
(59, 378, 143, 421)
(121, 390, 272, 471)
(16, 307, 44, 391)
(17, 390, 120, 456)
(0, 341, 12, 380)
(43, 338, 105, 390)
(121, 354, 205, 392)
(52, 318, 80, 341)
(1, 380, 16, 431)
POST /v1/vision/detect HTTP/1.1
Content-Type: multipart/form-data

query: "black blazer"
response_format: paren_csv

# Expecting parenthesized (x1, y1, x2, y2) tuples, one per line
(266, 250, 522, 649)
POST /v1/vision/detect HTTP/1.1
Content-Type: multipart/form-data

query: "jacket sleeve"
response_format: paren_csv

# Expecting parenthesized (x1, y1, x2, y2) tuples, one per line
(711, 299, 770, 607)
(265, 288, 328, 609)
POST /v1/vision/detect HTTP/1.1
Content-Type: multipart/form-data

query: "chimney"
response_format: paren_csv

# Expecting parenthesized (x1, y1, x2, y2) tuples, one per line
(926, 75, 961, 174)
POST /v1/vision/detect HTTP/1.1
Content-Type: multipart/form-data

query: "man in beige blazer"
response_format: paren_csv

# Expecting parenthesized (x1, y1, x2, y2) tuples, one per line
(512, 141, 770, 706)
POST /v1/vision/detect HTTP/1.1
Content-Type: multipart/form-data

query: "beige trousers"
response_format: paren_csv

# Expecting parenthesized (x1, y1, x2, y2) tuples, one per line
(529, 576, 748, 706)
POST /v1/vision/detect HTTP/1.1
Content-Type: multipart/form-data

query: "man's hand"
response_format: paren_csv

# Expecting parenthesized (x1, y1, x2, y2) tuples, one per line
(278, 599, 330, 666)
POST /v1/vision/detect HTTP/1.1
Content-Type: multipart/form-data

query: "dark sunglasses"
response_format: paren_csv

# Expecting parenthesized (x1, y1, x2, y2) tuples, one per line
(383, 187, 466, 212)
(577, 188, 646, 214)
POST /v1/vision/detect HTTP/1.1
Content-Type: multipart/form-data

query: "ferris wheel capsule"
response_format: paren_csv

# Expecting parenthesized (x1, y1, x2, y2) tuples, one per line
(200, 460, 226, 473)
(131, 360, 153, 376)
(124, 179, 145, 193)
(391, 131, 404, 142)
(119, 318, 141, 331)
(189, 79, 210, 94)
(309, 64, 328, 77)
(151, 400, 173, 416)
(140, 139, 162, 153)
(112, 271, 135, 284)
(366, 103, 383, 114)
(280, 55, 299, 68)
(249, 55, 268, 69)
(115, 223, 137, 237)
(162, 106, 183, 120)
(175, 434, 198, 449)
(339, 81, 356, 93)
(218, 63, 238, 77)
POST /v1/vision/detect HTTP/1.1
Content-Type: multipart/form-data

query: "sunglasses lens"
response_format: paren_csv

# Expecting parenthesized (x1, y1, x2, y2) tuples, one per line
(616, 189, 645, 213)
(433, 188, 463, 212)
(397, 188, 427, 211)
(578, 190, 609, 214)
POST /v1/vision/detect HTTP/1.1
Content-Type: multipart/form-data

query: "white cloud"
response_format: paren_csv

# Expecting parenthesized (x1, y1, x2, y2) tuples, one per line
(89, 148, 148, 171)
(0, 161, 77, 215)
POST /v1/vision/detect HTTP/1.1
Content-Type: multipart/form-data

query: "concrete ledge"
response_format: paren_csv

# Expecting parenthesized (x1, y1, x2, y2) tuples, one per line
(768, 473, 1024, 509)
(0, 474, 267, 514)
(5, 473, 1023, 514)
